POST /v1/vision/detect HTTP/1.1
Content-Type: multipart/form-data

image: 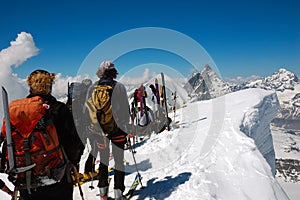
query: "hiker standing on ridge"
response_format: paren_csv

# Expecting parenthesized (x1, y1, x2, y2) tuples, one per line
(85, 61, 130, 200)
(5, 70, 84, 200)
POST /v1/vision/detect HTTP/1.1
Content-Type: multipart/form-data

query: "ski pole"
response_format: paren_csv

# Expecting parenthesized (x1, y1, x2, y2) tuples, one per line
(12, 187, 18, 200)
(173, 91, 177, 122)
(72, 165, 85, 200)
(128, 142, 144, 188)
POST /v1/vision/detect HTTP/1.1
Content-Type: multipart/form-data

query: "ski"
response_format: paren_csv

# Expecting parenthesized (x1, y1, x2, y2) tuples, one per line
(160, 73, 170, 131)
(141, 84, 149, 125)
(172, 91, 177, 122)
(124, 174, 143, 200)
(76, 167, 114, 186)
(139, 85, 144, 117)
(2, 87, 15, 171)
(155, 78, 160, 105)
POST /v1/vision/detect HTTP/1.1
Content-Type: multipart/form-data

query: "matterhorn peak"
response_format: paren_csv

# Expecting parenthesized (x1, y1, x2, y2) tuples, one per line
(184, 64, 232, 101)
(203, 64, 213, 71)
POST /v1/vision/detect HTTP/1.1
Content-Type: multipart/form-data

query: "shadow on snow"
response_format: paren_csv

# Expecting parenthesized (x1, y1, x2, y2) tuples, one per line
(135, 172, 192, 199)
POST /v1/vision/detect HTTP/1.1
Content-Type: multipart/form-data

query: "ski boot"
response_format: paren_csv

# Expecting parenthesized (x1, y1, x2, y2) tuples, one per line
(114, 188, 124, 200)
(99, 186, 108, 200)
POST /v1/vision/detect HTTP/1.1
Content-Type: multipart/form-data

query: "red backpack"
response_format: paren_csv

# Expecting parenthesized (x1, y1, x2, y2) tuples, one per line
(1, 96, 65, 190)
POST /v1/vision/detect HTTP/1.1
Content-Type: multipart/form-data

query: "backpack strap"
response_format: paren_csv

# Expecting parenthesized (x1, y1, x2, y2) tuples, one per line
(23, 136, 32, 193)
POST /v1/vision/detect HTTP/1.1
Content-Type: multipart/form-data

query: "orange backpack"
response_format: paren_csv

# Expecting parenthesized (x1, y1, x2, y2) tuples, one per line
(1, 96, 65, 190)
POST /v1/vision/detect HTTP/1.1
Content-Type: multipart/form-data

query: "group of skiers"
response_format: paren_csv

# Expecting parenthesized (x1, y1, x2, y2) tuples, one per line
(0, 60, 171, 200)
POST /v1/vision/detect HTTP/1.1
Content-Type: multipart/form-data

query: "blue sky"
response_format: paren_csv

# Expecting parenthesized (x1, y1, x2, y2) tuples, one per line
(0, 0, 299, 79)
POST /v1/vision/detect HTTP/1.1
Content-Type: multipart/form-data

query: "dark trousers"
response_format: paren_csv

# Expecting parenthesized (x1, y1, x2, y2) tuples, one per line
(98, 140, 125, 192)
(84, 154, 95, 173)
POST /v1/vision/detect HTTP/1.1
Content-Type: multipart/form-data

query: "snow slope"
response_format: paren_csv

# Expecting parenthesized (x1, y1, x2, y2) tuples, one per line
(239, 91, 279, 175)
(76, 88, 288, 199)
(1, 88, 290, 200)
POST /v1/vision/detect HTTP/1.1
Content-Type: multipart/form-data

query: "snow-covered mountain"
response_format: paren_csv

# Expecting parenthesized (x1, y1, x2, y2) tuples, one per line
(184, 65, 233, 101)
(187, 66, 299, 131)
(232, 70, 299, 124)
(181, 65, 299, 198)
(236, 68, 300, 198)
(245, 68, 298, 92)
(272, 83, 300, 130)
(242, 68, 300, 129)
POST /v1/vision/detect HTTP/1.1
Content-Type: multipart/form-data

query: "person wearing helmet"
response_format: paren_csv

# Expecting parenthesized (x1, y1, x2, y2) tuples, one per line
(85, 61, 130, 200)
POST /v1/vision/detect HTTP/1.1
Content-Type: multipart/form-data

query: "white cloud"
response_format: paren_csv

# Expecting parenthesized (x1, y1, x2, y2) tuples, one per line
(119, 68, 154, 85)
(51, 73, 89, 101)
(225, 75, 262, 84)
(0, 32, 39, 72)
(0, 32, 90, 112)
(0, 32, 40, 121)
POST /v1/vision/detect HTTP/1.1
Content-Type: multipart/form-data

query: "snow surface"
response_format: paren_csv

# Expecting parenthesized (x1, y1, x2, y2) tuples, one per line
(272, 126, 300, 160)
(271, 125, 300, 199)
(277, 179, 300, 200)
(0, 88, 291, 199)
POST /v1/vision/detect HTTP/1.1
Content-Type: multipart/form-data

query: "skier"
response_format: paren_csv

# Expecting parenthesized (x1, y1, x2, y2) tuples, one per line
(0, 179, 13, 197)
(85, 61, 130, 200)
(15, 70, 84, 200)
(66, 79, 98, 181)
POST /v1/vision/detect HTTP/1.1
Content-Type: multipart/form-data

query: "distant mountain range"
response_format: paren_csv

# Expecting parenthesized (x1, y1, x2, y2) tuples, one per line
(244, 68, 298, 91)
(185, 65, 300, 130)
